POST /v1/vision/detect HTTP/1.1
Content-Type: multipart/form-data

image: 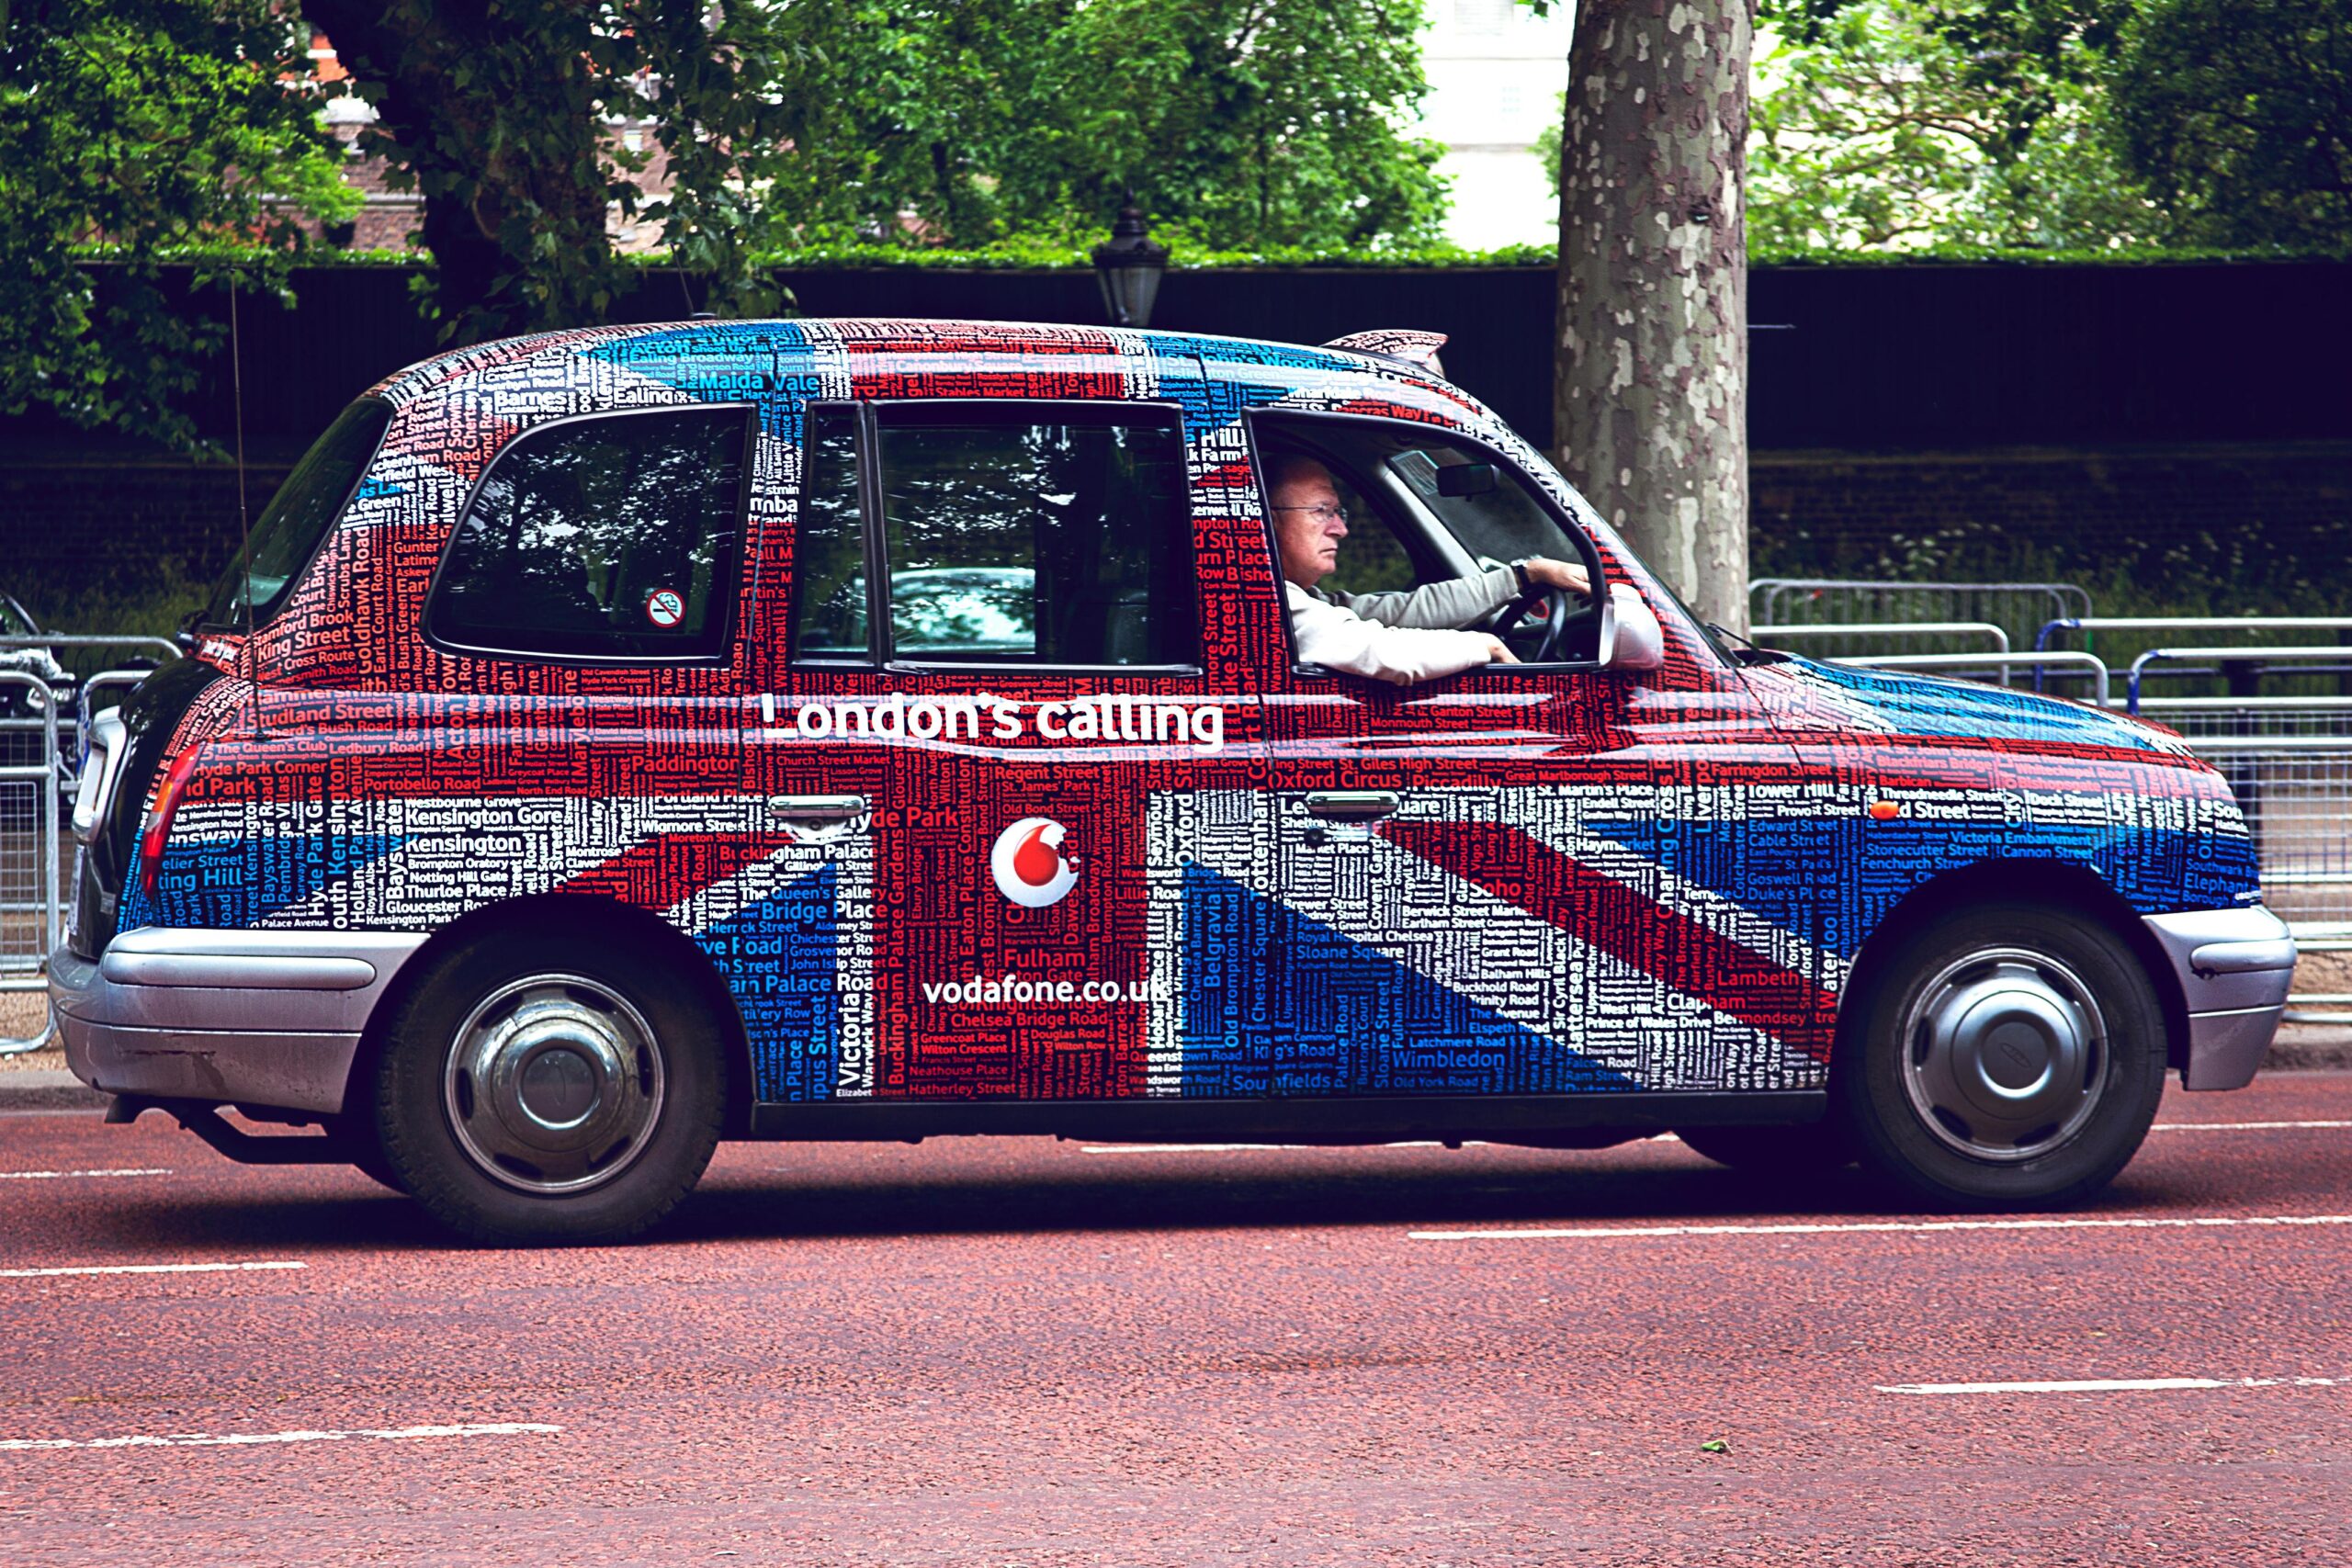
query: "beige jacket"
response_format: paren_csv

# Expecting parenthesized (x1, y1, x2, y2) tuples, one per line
(1285, 565, 1521, 685)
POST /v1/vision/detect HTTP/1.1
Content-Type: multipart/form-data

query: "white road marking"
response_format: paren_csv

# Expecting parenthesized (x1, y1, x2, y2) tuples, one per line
(1410, 1213, 2352, 1242)
(1879, 1376, 2344, 1395)
(2149, 1120, 2352, 1133)
(0, 1421, 561, 1453)
(0, 1168, 171, 1181)
(0, 1259, 305, 1280)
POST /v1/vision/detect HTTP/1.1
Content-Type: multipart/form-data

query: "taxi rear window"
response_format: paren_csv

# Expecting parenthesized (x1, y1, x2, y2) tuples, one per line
(427, 406, 752, 661)
(792, 401, 1196, 669)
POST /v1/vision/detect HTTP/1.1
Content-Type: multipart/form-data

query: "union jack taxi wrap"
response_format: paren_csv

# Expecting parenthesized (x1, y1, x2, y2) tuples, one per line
(52, 318, 2292, 1240)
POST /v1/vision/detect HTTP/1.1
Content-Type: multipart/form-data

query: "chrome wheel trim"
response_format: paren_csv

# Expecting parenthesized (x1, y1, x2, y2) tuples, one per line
(442, 974, 665, 1195)
(1897, 945, 2108, 1163)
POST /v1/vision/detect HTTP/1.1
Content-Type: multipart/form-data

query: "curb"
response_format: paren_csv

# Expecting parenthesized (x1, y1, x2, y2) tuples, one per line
(0, 1069, 107, 1111)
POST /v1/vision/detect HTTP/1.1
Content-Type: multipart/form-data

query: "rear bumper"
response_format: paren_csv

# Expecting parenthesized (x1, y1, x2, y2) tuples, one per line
(49, 927, 426, 1115)
(2142, 907, 2298, 1090)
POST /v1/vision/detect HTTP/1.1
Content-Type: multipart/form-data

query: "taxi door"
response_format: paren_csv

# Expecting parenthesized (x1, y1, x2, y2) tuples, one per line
(1237, 412, 1829, 1100)
(761, 389, 1261, 1103)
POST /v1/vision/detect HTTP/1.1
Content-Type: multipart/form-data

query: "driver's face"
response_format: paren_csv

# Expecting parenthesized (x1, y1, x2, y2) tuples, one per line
(1271, 461, 1348, 588)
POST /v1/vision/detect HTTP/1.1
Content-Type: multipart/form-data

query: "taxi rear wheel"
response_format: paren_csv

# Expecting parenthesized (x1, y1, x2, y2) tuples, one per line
(372, 927, 725, 1245)
(1837, 903, 2165, 1210)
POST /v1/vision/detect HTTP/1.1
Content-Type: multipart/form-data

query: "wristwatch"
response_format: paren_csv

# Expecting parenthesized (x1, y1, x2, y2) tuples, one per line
(1511, 558, 1536, 594)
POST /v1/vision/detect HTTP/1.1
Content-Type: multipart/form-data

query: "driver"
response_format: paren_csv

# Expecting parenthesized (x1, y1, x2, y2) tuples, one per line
(1270, 454, 1590, 685)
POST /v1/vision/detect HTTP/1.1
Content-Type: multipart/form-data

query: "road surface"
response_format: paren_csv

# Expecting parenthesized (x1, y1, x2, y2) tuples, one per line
(2, 1074, 2346, 1563)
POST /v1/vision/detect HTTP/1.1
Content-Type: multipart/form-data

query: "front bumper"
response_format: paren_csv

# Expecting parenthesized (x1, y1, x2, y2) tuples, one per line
(50, 927, 427, 1115)
(2142, 907, 2298, 1090)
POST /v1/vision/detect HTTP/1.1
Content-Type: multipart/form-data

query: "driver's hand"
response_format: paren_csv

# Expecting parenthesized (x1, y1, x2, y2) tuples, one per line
(1478, 635, 1521, 664)
(1522, 557, 1592, 596)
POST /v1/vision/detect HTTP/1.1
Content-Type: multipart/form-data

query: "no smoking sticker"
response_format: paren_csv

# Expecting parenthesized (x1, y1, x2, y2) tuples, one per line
(643, 589, 684, 628)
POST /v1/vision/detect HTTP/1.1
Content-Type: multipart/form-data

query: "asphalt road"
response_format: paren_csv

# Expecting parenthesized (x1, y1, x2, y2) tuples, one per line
(2, 1075, 2347, 1566)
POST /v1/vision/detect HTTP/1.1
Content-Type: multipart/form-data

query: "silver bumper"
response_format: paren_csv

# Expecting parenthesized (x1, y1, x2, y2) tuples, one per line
(2142, 907, 2298, 1091)
(50, 927, 427, 1115)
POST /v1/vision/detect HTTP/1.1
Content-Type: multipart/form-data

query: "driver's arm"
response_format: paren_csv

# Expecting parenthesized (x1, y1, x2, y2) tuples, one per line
(1287, 584, 1513, 684)
(1316, 564, 1521, 630)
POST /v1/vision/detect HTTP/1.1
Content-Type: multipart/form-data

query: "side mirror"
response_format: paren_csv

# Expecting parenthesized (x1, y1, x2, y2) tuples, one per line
(1435, 463, 1498, 498)
(1601, 583, 1666, 672)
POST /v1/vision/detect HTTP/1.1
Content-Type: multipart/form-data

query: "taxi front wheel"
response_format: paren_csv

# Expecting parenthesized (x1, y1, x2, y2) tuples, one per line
(1836, 903, 2166, 1210)
(372, 928, 726, 1245)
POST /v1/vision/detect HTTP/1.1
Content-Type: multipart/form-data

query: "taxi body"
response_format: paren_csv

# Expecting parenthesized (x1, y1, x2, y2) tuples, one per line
(51, 319, 2295, 1242)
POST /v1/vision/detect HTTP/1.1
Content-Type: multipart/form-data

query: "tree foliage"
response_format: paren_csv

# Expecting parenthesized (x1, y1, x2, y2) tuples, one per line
(301, 0, 806, 342)
(0, 0, 354, 449)
(1748, 1, 2156, 250)
(2109, 0, 2352, 250)
(742, 0, 1447, 253)
(1748, 0, 2352, 253)
(250, 1, 1448, 331)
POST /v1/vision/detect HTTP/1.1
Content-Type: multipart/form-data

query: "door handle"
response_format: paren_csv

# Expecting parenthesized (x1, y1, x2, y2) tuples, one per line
(1305, 790, 1402, 822)
(768, 794, 868, 825)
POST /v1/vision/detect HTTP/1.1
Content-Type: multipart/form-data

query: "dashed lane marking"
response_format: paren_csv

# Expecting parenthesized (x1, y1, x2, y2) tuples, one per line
(0, 1259, 305, 1280)
(1879, 1376, 2345, 1395)
(0, 1422, 561, 1453)
(0, 1168, 171, 1181)
(1409, 1213, 2352, 1241)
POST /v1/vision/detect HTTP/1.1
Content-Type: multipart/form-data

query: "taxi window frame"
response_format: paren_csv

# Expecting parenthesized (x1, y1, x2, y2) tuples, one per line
(423, 401, 759, 669)
(1244, 408, 1615, 681)
(789, 396, 1204, 677)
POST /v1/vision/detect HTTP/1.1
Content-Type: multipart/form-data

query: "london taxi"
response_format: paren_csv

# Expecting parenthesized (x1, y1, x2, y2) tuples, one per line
(51, 319, 2297, 1244)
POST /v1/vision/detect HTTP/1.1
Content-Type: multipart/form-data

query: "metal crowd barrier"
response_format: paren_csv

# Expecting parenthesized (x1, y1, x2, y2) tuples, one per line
(1826, 650, 2111, 708)
(0, 636, 180, 1055)
(1752, 579, 2093, 652)
(0, 672, 61, 1055)
(1760, 586, 2352, 1029)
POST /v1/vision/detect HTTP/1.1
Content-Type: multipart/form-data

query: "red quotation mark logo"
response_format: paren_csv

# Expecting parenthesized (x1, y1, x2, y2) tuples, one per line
(990, 818, 1080, 908)
(643, 589, 684, 628)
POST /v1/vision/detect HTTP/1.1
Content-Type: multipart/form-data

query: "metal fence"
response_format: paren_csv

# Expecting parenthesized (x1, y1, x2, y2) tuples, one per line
(5, 598, 2347, 1042)
(1, 672, 62, 1055)
(0, 637, 180, 1055)
(1770, 581, 2352, 1025)
(1752, 579, 2095, 653)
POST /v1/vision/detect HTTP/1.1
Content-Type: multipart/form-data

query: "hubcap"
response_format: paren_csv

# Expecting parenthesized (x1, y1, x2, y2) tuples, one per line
(443, 974, 665, 1194)
(1899, 948, 2107, 1162)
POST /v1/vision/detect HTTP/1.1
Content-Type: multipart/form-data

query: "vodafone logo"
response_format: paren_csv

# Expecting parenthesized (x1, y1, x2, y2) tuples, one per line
(990, 818, 1080, 908)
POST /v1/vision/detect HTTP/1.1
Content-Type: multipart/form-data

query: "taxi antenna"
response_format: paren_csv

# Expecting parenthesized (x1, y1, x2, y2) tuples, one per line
(228, 276, 263, 738)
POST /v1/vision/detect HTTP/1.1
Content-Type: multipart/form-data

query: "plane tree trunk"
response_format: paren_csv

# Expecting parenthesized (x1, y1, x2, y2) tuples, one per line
(1553, 0, 1753, 634)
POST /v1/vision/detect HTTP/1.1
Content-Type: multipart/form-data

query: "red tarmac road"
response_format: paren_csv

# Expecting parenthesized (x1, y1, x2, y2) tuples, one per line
(1, 1075, 2347, 1565)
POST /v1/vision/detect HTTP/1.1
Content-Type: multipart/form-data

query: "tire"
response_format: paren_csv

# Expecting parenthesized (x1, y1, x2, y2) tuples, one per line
(372, 925, 726, 1245)
(325, 1111, 407, 1194)
(1836, 902, 2166, 1210)
(1673, 1121, 1854, 1175)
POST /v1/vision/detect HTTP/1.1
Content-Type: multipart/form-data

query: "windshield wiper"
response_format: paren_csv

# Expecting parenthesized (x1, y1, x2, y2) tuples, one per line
(1707, 622, 1788, 664)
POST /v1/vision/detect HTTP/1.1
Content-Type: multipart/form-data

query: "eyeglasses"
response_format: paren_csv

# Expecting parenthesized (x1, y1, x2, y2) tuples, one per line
(1272, 503, 1349, 526)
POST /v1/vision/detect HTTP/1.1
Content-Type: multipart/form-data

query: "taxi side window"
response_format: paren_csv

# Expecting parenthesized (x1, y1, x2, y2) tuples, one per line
(428, 406, 752, 660)
(791, 402, 1196, 668)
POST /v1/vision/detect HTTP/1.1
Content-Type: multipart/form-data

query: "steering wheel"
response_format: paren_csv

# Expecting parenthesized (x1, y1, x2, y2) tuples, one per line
(1490, 584, 1576, 664)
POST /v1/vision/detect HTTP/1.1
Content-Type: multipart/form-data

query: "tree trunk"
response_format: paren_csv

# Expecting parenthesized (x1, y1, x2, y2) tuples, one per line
(306, 1, 622, 343)
(1554, 0, 1752, 634)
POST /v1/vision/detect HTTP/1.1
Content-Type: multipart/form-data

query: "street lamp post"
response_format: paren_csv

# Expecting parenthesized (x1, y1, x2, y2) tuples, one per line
(1091, 195, 1169, 329)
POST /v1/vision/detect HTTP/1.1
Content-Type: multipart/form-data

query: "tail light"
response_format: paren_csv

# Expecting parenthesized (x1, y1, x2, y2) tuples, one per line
(139, 745, 203, 898)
